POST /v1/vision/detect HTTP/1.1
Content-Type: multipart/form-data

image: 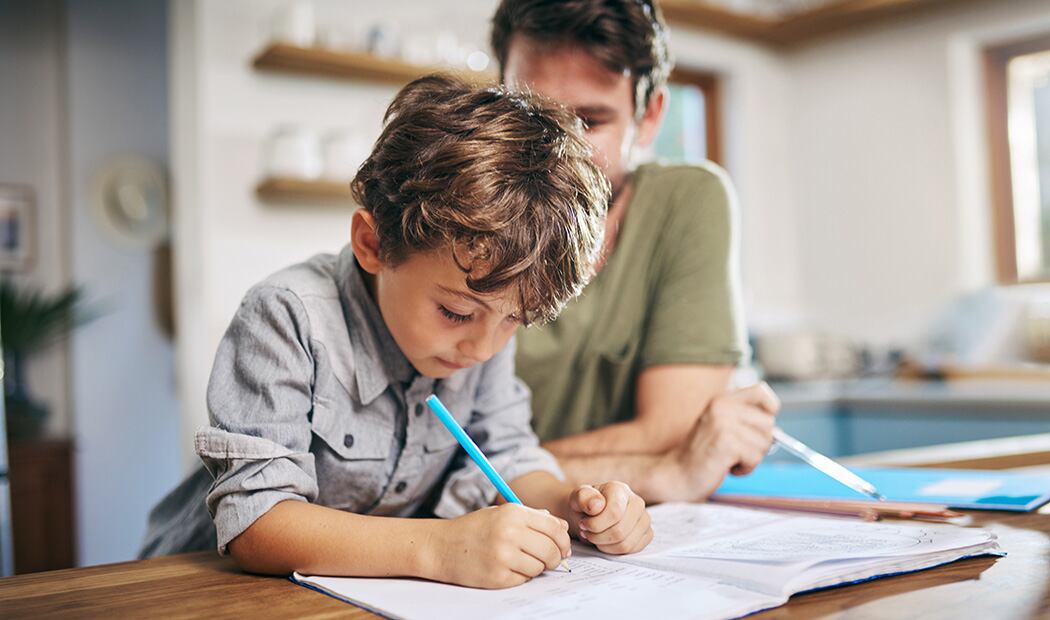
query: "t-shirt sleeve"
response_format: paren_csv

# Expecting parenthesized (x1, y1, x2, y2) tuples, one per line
(640, 165, 750, 368)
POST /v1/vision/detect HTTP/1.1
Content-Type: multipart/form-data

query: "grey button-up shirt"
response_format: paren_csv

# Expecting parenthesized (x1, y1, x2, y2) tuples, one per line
(140, 245, 562, 557)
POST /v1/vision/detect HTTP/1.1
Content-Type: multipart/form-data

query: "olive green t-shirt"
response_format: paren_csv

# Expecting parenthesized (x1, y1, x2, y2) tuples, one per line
(515, 162, 749, 442)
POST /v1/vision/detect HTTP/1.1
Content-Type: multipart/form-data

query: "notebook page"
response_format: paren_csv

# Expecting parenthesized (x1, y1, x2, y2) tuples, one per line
(598, 503, 999, 596)
(785, 539, 1002, 595)
(294, 555, 782, 620)
(663, 513, 995, 562)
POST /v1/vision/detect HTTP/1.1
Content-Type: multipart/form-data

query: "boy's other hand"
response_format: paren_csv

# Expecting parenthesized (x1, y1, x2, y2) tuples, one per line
(570, 481, 652, 555)
(431, 503, 570, 589)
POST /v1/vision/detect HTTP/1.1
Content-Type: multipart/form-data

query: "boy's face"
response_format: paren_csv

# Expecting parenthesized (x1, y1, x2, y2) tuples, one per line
(502, 36, 664, 197)
(352, 211, 522, 379)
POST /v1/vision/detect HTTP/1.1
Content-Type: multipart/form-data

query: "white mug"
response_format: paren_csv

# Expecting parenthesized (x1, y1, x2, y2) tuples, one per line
(266, 126, 322, 179)
(272, 1, 316, 47)
(322, 130, 369, 181)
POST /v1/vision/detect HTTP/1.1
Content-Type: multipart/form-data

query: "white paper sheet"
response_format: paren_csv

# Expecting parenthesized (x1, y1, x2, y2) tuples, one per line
(297, 556, 779, 620)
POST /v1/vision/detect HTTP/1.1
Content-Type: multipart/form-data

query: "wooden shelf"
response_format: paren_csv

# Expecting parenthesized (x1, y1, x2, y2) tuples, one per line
(255, 177, 354, 204)
(252, 42, 495, 86)
(661, 0, 959, 46)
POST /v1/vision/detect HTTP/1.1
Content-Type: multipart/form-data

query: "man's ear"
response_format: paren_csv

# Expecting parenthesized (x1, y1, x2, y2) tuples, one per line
(350, 209, 383, 274)
(635, 86, 667, 149)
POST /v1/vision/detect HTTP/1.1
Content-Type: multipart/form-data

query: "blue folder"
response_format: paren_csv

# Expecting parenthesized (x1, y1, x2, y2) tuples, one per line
(714, 462, 1050, 511)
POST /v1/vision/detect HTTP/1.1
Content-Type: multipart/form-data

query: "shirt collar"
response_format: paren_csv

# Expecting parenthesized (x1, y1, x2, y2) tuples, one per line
(336, 244, 417, 405)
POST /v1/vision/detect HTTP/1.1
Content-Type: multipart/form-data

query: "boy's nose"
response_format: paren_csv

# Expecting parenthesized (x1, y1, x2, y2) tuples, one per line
(458, 330, 497, 364)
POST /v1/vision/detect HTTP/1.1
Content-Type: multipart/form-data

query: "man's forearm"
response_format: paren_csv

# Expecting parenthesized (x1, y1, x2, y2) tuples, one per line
(542, 365, 734, 457)
(554, 452, 674, 504)
(542, 419, 681, 457)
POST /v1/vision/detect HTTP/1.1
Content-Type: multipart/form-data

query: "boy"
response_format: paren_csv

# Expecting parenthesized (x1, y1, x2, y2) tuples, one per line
(490, 0, 781, 502)
(141, 75, 652, 589)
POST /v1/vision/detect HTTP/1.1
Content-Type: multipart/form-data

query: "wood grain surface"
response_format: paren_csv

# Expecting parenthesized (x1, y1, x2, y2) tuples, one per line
(4, 436, 1050, 619)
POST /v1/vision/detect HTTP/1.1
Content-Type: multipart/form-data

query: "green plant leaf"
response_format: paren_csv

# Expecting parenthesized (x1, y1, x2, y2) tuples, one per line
(0, 280, 91, 357)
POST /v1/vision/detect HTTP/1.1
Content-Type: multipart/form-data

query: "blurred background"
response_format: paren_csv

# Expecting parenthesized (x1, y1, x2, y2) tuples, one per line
(1, 0, 1049, 574)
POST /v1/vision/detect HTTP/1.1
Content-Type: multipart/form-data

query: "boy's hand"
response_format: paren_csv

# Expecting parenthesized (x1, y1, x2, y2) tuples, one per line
(570, 481, 652, 554)
(431, 503, 571, 589)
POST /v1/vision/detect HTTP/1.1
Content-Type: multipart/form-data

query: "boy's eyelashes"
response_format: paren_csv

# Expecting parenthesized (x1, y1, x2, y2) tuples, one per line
(437, 303, 524, 326)
(438, 304, 473, 324)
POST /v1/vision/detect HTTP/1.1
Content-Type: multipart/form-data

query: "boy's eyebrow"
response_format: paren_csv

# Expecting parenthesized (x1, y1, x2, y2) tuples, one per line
(572, 104, 617, 118)
(437, 285, 493, 312)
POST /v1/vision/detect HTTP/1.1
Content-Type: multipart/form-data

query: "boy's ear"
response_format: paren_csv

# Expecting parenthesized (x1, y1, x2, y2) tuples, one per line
(634, 86, 667, 149)
(351, 209, 384, 274)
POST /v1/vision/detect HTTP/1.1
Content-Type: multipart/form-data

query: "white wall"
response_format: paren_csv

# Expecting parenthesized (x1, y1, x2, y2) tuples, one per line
(0, 0, 71, 437)
(64, 0, 182, 566)
(783, 0, 1050, 347)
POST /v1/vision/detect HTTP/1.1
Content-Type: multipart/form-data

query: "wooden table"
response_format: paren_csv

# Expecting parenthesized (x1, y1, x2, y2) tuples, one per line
(4, 435, 1050, 619)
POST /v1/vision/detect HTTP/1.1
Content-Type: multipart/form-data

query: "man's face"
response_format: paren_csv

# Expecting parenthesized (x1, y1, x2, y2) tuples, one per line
(370, 248, 523, 379)
(503, 36, 662, 195)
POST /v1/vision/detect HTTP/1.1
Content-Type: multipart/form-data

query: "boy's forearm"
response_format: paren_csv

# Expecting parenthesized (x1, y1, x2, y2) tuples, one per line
(227, 500, 443, 578)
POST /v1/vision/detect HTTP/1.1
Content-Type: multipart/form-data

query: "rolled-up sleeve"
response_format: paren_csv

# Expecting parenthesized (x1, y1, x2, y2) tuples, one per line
(197, 285, 318, 554)
(433, 337, 564, 518)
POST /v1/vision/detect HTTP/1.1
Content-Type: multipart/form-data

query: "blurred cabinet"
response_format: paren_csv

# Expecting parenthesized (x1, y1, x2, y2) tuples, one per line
(9, 439, 75, 573)
(843, 408, 1050, 456)
(775, 380, 1050, 459)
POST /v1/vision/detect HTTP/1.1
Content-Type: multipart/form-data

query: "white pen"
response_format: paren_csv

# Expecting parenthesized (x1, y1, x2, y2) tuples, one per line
(772, 428, 887, 501)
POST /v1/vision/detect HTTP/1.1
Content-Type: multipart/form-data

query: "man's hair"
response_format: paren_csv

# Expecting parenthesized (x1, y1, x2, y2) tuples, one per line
(490, 0, 672, 112)
(351, 74, 609, 325)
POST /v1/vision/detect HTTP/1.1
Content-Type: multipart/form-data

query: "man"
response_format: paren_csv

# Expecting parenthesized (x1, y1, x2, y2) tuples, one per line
(491, 0, 781, 502)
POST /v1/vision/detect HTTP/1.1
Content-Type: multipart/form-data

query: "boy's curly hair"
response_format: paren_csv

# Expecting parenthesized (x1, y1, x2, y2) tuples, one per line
(351, 74, 609, 324)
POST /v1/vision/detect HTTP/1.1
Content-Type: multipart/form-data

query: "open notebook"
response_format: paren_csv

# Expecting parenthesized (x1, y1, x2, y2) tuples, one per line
(292, 503, 1002, 619)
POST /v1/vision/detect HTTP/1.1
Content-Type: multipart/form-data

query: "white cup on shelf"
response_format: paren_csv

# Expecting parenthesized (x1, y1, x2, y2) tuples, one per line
(365, 21, 401, 58)
(322, 130, 369, 181)
(271, 1, 316, 47)
(265, 126, 323, 179)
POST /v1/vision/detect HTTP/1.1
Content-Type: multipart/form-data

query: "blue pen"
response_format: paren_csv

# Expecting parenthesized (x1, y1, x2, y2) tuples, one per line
(425, 394, 570, 572)
(426, 394, 522, 504)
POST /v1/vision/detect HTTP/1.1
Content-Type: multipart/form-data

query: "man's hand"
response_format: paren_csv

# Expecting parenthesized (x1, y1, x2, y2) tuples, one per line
(651, 382, 781, 503)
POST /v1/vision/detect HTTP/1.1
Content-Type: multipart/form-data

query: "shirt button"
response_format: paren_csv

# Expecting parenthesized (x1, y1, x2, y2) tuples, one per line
(343, 434, 354, 448)
(414, 402, 424, 417)
(394, 481, 407, 493)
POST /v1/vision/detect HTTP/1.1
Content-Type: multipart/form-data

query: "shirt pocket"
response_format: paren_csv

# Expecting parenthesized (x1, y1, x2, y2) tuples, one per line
(311, 398, 392, 460)
(310, 398, 393, 510)
(423, 393, 471, 454)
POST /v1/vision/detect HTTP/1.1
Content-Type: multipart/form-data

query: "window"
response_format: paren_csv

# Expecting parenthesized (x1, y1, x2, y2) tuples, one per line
(648, 68, 722, 165)
(986, 34, 1050, 283)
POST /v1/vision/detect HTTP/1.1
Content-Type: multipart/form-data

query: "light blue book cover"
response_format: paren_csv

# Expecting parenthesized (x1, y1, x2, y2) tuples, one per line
(714, 462, 1050, 511)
